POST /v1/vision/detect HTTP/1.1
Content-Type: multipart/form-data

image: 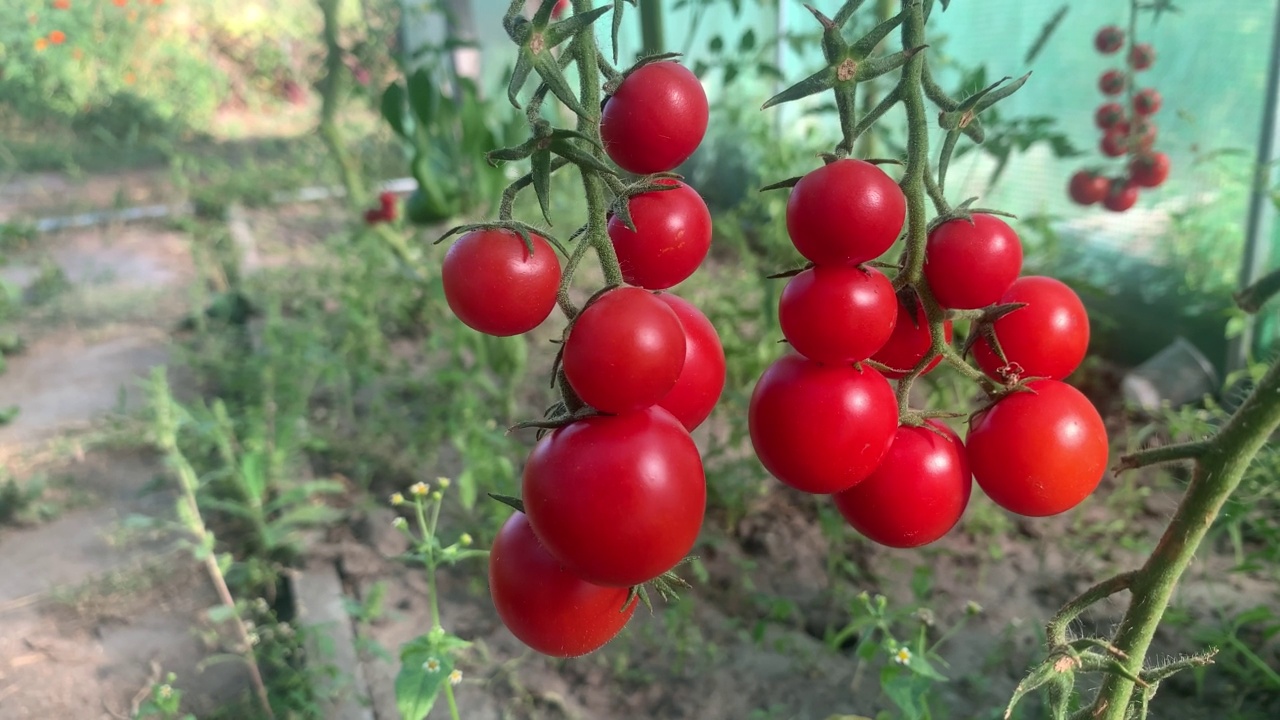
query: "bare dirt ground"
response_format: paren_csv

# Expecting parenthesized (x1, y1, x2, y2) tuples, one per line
(1, 183, 1278, 720)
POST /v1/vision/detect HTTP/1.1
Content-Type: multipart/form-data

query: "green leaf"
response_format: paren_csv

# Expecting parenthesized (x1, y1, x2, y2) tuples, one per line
(544, 5, 612, 47)
(739, 29, 756, 52)
(723, 63, 740, 86)
(880, 665, 929, 720)
(709, 35, 724, 53)
(1024, 5, 1069, 65)
(530, 50, 591, 118)
(239, 450, 267, 504)
(380, 82, 409, 138)
(507, 52, 534, 108)
(395, 648, 454, 720)
(407, 69, 442, 125)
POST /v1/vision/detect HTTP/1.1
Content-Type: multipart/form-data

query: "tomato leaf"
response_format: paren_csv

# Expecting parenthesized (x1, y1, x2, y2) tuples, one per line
(406, 68, 442, 126)
(379, 82, 409, 138)
(395, 633, 470, 720)
(762, 65, 839, 110)
(531, 147, 553, 225)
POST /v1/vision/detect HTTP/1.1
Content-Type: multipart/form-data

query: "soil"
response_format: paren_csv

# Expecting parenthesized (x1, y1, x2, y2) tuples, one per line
(1, 177, 1277, 720)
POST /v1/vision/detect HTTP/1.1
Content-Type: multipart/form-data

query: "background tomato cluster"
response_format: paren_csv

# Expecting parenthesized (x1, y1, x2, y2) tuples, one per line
(1067, 24, 1170, 211)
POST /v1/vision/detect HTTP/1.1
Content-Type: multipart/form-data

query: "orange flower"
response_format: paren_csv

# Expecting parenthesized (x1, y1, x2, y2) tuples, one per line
(112, 0, 127, 6)
(123, 71, 136, 85)
(34, 38, 49, 51)
(49, 30, 66, 45)
(53, 0, 71, 9)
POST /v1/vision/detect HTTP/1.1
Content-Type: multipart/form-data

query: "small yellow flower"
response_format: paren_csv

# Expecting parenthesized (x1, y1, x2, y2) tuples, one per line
(448, 669, 462, 686)
(247, 631, 261, 646)
(423, 657, 441, 673)
(391, 517, 408, 530)
(459, 533, 473, 546)
(34, 38, 48, 51)
(436, 476, 451, 489)
(390, 492, 405, 506)
(430, 490, 443, 502)
(158, 685, 173, 699)
(409, 481, 429, 497)
(893, 646, 912, 665)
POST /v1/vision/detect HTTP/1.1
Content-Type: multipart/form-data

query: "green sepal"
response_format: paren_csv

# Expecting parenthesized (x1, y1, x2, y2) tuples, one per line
(485, 137, 540, 166)
(550, 138, 615, 174)
(544, 5, 612, 47)
(762, 65, 839, 110)
(530, 48, 591, 118)
(487, 493, 526, 514)
(531, 147, 553, 225)
(832, 0, 869, 28)
(759, 176, 803, 192)
(856, 45, 927, 82)
(507, 51, 534, 109)
(850, 10, 906, 59)
(937, 130, 960, 193)
(610, 0, 639, 62)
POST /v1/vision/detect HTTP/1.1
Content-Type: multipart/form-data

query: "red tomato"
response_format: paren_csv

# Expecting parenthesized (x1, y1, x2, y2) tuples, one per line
(608, 180, 712, 290)
(870, 295, 952, 379)
(1093, 25, 1124, 54)
(655, 293, 726, 431)
(1068, 171, 1110, 205)
(833, 421, 972, 548)
(1100, 127, 1128, 157)
(778, 265, 897, 363)
(522, 406, 706, 586)
(973, 276, 1090, 382)
(1104, 178, 1140, 212)
(489, 512, 636, 657)
(1099, 69, 1127, 96)
(1094, 102, 1125, 130)
(1133, 88, 1162, 116)
(966, 380, 1109, 517)
(1129, 43, 1155, 70)
(1130, 152, 1170, 188)
(924, 213, 1024, 310)
(442, 229, 561, 336)
(601, 62, 708, 174)
(749, 354, 898, 494)
(562, 287, 686, 414)
(550, 0, 570, 19)
(786, 159, 906, 266)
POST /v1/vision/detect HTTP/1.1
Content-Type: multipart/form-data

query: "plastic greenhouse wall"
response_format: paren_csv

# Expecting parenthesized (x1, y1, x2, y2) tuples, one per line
(417, 0, 1278, 373)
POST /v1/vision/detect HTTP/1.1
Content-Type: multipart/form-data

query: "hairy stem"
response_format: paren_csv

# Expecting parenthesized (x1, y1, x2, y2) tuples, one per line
(1090, 357, 1280, 718)
(571, 0, 625, 287)
(897, 0, 929, 286)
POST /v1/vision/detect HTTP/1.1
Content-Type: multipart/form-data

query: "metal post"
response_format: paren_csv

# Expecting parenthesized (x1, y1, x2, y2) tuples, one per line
(1228, 0, 1280, 374)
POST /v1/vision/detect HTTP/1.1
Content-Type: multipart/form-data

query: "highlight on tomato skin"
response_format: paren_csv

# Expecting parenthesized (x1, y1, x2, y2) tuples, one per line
(489, 512, 637, 658)
(833, 421, 972, 549)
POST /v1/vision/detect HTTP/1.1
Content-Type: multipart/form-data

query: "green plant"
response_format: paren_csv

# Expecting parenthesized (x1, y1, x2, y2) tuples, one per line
(389, 480, 488, 720)
(133, 672, 196, 720)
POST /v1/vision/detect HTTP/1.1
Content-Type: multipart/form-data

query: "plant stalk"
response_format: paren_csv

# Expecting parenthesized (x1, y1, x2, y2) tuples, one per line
(1091, 356, 1280, 717)
(318, 0, 369, 211)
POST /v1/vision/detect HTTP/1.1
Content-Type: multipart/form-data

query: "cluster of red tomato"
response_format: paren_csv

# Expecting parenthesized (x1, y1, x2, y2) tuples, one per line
(1068, 24, 1170, 211)
(363, 191, 399, 225)
(441, 61, 721, 657)
(749, 163, 1108, 548)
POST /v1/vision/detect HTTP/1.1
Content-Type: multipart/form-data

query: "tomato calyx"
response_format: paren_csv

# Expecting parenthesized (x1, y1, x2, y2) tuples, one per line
(437, 220, 566, 258)
(625, 558, 698, 612)
(488, 492, 526, 514)
(605, 172, 685, 232)
(965, 375, 1046, 423)
(503, 3, 612, 117)
(960, 301, 1028, 369)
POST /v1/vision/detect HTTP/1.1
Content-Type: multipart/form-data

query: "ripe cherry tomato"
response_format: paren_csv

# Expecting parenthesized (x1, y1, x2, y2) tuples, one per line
(1129, 43, 1155, 70)
(786, 159, 906, 266)
(870, 294, 952, 378)
(973, 276, 1090, 382)
(378, 191, 398, 220)
(924, 213, 1023, 310)
(1068, 171, 1110, 206)
(1094, 26, 1125, 54)
(1133, 88, 1162, 116)
(749, 354, 897, 494)
(655, 292, 726, 431)
(550, 0, 570, 19)
(442, 229, 561, 336)
(608, 180, 712, 290)
(833, 421, 972, 548)
(1104, 178, 1140, 212)
(966, 380, 1109, 517)
(1094, 102, 1125, 130)
(1099, 69, 1127, 96)
(601, 62, 708, 174)
(489, 512, 637, 657)
(1100, 127, 1128, 157)
(778, 265, 897, 364)
(1130, 152, 1170, 189)
(562, 287, 686, 414)
(523, 406, 706, 586)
